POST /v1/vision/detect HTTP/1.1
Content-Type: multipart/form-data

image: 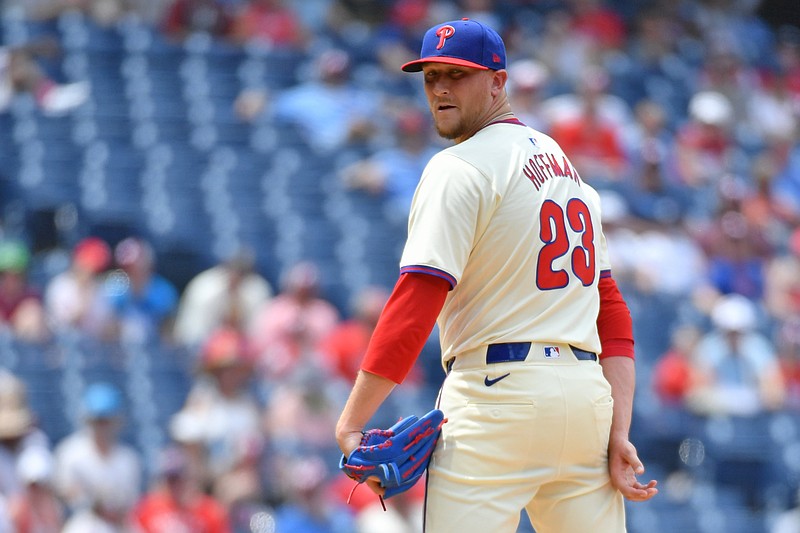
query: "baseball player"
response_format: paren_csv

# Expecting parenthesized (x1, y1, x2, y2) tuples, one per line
(335, 18, 658, 532)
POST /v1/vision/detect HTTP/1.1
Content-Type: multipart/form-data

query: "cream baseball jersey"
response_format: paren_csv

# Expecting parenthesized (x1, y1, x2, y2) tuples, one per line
(400, 120, 611, 364)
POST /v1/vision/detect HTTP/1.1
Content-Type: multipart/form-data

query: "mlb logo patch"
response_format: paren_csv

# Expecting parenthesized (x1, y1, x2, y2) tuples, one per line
(544, 346, 560, 359)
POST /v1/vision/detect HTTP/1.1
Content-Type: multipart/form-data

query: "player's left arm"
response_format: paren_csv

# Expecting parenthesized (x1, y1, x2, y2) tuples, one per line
(597, 274, 658, 502)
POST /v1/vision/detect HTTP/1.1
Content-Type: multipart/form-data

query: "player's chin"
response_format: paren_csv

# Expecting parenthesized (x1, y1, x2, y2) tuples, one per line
(434, 122, 463, 141)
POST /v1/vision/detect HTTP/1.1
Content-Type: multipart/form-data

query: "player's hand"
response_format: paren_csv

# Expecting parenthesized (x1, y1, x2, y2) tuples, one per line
(607, 435, 658, 502)
(336, 428, 386, 497)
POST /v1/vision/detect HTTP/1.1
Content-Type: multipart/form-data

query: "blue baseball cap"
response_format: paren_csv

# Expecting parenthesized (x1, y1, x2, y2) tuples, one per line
(402, 18, 506, 73)
(83, 382, 122, 419)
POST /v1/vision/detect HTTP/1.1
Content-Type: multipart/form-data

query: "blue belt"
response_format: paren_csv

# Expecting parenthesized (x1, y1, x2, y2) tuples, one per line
(486, 342, 597, 364)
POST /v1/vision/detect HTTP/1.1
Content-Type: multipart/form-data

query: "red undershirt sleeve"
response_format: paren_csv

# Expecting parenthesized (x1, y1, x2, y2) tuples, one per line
(360, 272, 450, 384)
(597, 274, 635, 360)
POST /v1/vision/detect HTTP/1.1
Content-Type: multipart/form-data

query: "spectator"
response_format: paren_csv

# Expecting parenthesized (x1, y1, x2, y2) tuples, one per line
(0, 41, 89, 117)
(0, 239, 48, 342)
(170, 328, 265, 506)
(696, 180, 773, 300)
(685, 294, 785, 417)
(621, 100, 690, 224)
(173, 248, 273, 349)
(339, 107, 438, 222)
(0, 370, 51, 498)
(132, 445, 231, 533)
(506, 59, 550, 133)
(53, 382, 141, 518)
(101, 237, 179, 344)
(773, 139, 800, 217)
(623, 7, 693, 122)
(263, 372, 341, 461)
(161, 0, 235, 42)
(652, 323, 703, 407)
(44, 236, 112, 337)
(229, 0, 307, 49)
(7, 445, 65, 533)
(764, 228, 800, 321)
(566, 0, 627, 54)
(8, 0, 153, 27)
(317, 285, 389, 383)
(776, 316, 800, 410)
(746, 66, 799, 148)
(543, 66, 633, 182)
(668, 90, 736, 193)
(60, 490, 132, 533)
(265, 48, 382, 152)
(272, 455, 353, 533)
(248, 261, 340, 380)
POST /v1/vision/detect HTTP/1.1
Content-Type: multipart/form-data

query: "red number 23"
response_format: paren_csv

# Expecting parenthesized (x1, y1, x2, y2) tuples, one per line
(536, 199, 596, 290)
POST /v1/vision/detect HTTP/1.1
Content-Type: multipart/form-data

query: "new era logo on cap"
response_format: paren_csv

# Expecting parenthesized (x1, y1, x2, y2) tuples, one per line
(402, 18, 507, 72)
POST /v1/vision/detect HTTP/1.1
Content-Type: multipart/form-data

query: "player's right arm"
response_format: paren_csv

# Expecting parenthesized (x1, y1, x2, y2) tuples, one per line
(335, 271, 450, 495)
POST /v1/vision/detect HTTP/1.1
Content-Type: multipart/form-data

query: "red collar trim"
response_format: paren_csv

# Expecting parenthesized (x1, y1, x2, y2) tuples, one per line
(489, 118, 526, 127)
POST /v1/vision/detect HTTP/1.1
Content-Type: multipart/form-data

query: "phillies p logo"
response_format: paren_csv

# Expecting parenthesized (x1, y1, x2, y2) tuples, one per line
(435, 25, 455, 50)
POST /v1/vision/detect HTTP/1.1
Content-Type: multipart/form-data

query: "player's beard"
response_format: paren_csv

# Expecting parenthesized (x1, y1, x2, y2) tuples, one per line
(433, 111, 469, 141)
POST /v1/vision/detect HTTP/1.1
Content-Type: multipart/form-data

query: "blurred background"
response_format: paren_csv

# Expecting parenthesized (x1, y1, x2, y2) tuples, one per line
(0, 0, 798, 532)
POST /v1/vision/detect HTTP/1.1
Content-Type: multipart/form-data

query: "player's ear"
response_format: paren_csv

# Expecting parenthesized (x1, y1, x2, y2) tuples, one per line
(491, 69, 508, 96)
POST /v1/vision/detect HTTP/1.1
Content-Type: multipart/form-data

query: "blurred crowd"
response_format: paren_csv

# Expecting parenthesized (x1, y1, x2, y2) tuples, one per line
(0, 0, 799, 532)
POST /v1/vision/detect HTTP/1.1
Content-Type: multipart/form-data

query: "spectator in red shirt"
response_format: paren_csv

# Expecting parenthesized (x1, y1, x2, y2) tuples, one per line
(0, 240, 48, 342)
(318, 286, 389, 383)
(229, 0, 306, 49)
(652, 324, 702, 407)
(161, 0, 234, 42)
(132, 446, 231, 533)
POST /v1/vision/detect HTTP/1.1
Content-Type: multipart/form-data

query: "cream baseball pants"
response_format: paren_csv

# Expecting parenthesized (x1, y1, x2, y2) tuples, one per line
(424, 343, 626, 533)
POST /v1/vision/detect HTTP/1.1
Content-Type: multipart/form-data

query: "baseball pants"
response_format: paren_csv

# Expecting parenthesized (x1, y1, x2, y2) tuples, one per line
(424, 343, 626, 533)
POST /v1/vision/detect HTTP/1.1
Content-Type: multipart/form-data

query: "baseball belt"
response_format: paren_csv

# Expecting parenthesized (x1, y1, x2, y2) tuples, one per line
(448, 342, 597, 372)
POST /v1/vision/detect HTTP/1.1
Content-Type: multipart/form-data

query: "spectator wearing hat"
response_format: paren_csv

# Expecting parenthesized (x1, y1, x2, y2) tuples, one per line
(545, 65, 633, 184)
(170, 328, 265, 507)
(7, 445, 65, 533)
(132, 445, 231, 533)
(0, 371, 51, 499)
(248, 261, 340, 381)
(53, 382, 141, 520)
(669, 90, 736, 193)
(173, 248, 273, 349)
(44, 237, 113, 338)
(101, 237, 179, 344)
(506, 59, 550, 133)
(0, 239, 48, 342)
(685, 294, 785, 417)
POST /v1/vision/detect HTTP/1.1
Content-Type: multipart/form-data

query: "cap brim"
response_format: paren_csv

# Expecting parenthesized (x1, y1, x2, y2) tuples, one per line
(402, 56, 490, 72)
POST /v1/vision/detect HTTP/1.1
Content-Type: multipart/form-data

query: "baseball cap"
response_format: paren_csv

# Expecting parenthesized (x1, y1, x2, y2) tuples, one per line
(73, 237, 111, 274)
(200, 327, 250, 370)
(401, 18, 506, 73)
(711, 294, 757, 332)
(82, 382, 123, 419)
(0, 371, 35, 439)
(0, 240, 30, 273)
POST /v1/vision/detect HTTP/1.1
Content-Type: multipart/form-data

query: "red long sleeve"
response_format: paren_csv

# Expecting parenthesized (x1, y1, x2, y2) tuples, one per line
(360, 272, 450, 384)
(596, 274, 635, 359)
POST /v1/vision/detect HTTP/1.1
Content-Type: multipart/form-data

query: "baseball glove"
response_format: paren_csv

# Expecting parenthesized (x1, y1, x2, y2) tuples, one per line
(339, 409, 446, 499)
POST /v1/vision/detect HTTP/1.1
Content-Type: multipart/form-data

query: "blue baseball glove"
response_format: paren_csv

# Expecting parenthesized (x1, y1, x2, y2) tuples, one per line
(339, 409, 446, 499)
